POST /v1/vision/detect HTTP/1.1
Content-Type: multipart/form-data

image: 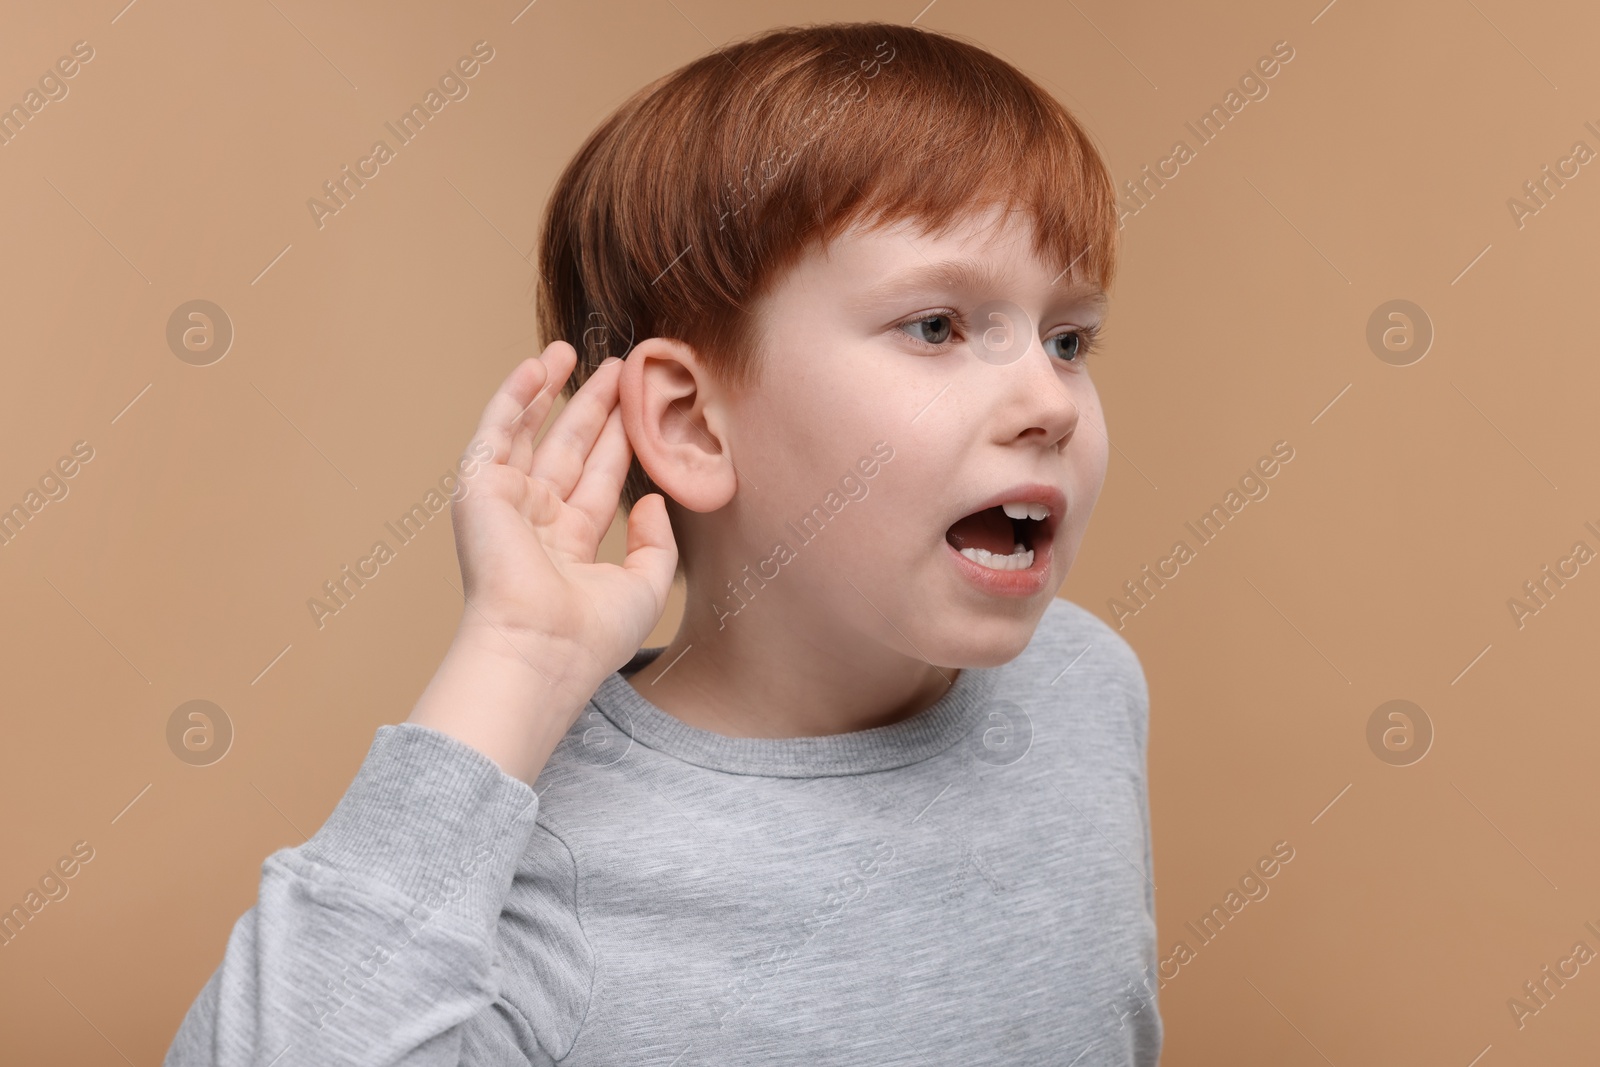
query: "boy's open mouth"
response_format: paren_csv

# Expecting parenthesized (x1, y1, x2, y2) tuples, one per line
(945, 500, 1059, 573)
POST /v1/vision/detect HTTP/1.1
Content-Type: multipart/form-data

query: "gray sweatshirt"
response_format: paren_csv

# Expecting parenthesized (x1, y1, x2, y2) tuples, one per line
(164, 596, 1161, 1065)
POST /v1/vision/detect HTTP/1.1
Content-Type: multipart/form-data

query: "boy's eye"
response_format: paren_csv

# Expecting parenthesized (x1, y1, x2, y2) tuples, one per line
(899, 314, 954, 346)
(1048, 331, 1084, 362)
(896, 314, 1099, 363)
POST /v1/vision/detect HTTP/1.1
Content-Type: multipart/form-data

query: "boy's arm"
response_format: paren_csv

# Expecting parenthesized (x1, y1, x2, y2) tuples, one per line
(165, 342, 675, 1064)
(165, 719, 554, 1066)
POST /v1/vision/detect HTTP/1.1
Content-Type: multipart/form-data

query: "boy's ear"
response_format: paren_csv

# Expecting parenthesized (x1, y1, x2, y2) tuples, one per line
(616, 337, 737, 513)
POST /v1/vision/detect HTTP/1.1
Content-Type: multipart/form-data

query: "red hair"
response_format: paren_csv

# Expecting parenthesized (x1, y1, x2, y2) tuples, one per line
(535, 20, 1119, 512)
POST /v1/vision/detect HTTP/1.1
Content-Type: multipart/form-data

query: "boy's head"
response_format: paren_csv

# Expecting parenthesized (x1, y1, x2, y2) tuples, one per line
(536, 21, 1119, 663)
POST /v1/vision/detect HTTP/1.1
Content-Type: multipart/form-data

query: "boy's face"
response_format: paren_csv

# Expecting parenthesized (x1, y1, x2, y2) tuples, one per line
(708, 202, 1111, 668)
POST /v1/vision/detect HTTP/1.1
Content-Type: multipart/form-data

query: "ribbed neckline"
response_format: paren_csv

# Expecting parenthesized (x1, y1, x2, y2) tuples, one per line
(585, 646, 1001, 778)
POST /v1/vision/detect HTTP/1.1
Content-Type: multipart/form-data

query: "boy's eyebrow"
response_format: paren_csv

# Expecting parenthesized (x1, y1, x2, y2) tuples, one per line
(848, 256, 1108, 314)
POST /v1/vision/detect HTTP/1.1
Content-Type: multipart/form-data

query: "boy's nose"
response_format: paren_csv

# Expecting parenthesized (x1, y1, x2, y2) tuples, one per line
(999, 346, 1083, 450)
(967, 300, 1033, 366)
(955, 299, 1085, 447)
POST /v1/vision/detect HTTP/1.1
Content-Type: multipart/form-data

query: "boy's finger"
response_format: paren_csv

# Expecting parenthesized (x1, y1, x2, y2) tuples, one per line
(507, 343, 577, 474)
(475, 342, 575, 466)
(505, 378, 546, 474)
(620, 492, 679, 608)
(527, 356, 623, 500)
(564, 402, 633, 540)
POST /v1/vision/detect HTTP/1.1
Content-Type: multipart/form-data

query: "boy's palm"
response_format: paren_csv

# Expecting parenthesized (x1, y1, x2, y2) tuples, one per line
(450, 342, 677, 693)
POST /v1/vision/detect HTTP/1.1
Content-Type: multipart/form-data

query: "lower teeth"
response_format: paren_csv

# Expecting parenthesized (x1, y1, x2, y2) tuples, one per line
(958, 543, 1034, 571)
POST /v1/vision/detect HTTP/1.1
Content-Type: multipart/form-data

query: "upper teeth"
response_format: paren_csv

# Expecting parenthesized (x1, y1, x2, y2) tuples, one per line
(1001, 502, 1050, 521)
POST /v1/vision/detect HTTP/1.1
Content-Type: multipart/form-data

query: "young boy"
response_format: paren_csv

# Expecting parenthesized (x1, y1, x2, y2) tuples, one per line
(166, 20, 1159, 1066)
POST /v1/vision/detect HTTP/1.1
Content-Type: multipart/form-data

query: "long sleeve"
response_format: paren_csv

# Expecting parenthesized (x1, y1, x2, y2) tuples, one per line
(164, 723, 549, 1066)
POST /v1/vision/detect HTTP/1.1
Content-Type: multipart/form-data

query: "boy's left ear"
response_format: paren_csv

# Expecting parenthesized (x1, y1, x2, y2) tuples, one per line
(616, 337, 738, 513)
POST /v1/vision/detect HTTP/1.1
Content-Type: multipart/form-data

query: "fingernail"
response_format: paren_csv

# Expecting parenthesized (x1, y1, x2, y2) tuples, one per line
(599, 356, 620, 367)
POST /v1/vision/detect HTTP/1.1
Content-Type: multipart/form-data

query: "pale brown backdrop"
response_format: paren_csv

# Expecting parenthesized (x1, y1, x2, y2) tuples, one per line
(2, 0, 1597, 1063)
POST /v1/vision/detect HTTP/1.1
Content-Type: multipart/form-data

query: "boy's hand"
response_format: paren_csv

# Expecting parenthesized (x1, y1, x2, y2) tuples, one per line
(408, 341, 678, 782)
(453, 340, 677, 673)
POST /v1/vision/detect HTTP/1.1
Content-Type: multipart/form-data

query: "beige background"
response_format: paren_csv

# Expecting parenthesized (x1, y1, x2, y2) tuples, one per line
(2, 0, 1597, 1062)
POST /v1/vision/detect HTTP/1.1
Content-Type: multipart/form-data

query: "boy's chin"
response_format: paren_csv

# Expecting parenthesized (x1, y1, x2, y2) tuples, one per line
(923, 616, 1042, 670)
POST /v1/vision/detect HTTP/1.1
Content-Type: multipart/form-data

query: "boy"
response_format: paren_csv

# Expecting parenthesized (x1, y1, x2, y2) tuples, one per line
(167, 20, 1159, 1066)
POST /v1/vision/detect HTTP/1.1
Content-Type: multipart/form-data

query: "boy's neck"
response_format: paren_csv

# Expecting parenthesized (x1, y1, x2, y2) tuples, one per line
(624, 602, 959, 739)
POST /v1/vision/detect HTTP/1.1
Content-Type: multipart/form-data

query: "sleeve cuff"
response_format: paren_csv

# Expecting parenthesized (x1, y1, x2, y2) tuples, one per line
(299, 722, 541, 937)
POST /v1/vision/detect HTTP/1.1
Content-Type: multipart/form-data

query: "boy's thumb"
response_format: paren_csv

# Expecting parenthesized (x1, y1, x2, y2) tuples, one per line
(622, 493, 678, 591)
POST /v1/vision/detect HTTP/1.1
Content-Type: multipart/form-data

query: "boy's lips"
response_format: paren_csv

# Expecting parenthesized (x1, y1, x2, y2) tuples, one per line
(941, 482, 1065, 598)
